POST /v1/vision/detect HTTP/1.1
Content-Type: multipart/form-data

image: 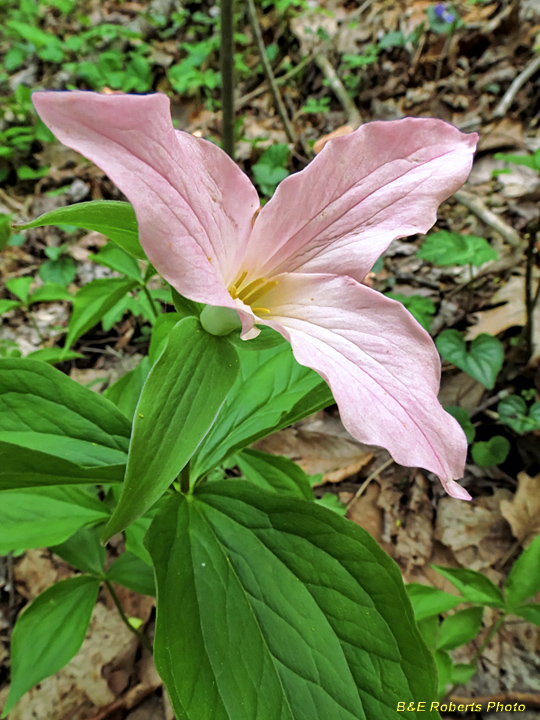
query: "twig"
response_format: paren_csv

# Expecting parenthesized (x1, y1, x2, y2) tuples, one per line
(235, 55, 314, 111)
(220, 0, 235, 159)
(448, 693, 540, 711)
(346, 457, 394, 509)
(524, 224, 540, 359)
(314, 53, 363, 128)
(453, 188, 521, 248)
(493, 52, 540, 118)
(246, 0, 301, 151)
(445, 250, 522, 298)
(104, 579, 153, 653)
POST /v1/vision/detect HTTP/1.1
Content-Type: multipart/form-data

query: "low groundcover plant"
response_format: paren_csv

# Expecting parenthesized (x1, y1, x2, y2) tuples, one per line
(1, 91, 478, 719)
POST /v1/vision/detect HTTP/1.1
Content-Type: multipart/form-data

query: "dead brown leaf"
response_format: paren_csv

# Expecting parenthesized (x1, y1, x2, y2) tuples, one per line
(500, 471, 540, 546)
(346, 483, 384, 545)
(438, 371, 485, 414)
(394, 474, 434, 574)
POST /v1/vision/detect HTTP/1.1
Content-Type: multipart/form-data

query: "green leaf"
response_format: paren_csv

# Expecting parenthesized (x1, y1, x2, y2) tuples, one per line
(148, 312, 182, 365)
(253, 144, 290, 196)
(5, 275, 33, 304)
(514, 604, 540, 627)
(471, 436, 510, 467)
(170, 287, 203, 318)
(498, 396, 540, 434)
(146, 482, 438, 720)
(106, 551, 155, 596)
(406, 583, 462, 621)
(25, 347, 83, 364)
(444, 406, 476, 444)
(102, 318, 240, 540)
(125, 515, 153, 566)
(436, 607, 484, 651)
(505, 533, 540, 608)
(432, 566, 505, 608)
(433, 650, 453, 699)
(0, 359, 131, 469)
(28, 282, 73, 304)
(315, 493, 347, 515)
(65, 277, 139, 348)
(192, 343, 333, 479)
(234, 448, 314, 500)
(0, 440, 125, 490)
(39, 255, 77, 286)
(2, 576, 100, 717)
(229, 324, 287, 352)
(385, 294, 436, 331)
(436, 330, 503, 389)
(494, 150, 540, 173)
(15, 201, 145, 259)
(89, 242, 142, 281)
(0, 299, 22, 315)
(418, 231, 497, 267)
(450, 663, 477, 686)
(51, 524, 107, 575)
(103, 356, 150, 420)
(0, 486, 109, 554)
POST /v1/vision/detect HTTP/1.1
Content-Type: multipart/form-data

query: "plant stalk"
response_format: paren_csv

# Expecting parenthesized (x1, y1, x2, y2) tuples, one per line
(143, 284, 159, 320)
(220, 0, 235, 159)
(105, 579, 152, 653)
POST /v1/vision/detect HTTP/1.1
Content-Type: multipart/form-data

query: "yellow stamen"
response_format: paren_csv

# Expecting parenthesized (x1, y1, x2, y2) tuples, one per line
(237, 277, 265, 301)
(252, 307, 270, 315)
(243, 280, 278, 306)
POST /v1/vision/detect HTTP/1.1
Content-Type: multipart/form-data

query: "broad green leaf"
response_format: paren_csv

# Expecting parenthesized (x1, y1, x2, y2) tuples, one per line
(106, 551, 155, 596)
(65, 277, 139, 348)
(315, 493, 347, 515)
(0, 359, 131, 467)
(471, 436, 510, 467)
(498, 396, 540, 434)
(417, 615, 439, 649)
(102, 318, 239, 540)
(15, 200, 145, 259)
(418, 231, 497, 267)
(170, 287, 203, 318)
(450, 663, 477, 686)
(148, 312, 182, 366)
(51, 524, 107, 575)
(385, 294, 436, 331)
(406, 583, 462, 621)
(494, 149, 540, 173)
(433, 651, 453, 699)
(436, 330, 503, 389)
(229, 324, 287, 352)
(2, 576, 100, 717)
(39, 255, 77, 286)
(0, 440, 125, 490)
(0, 486, 108, 553)
(514, 604, 540, 627)
(26, 347, 83, 364)
(89, 242, 142, 281)
(192, 342, 333, 479)
(146, 482, 438, 720)
(5, 275, 33, 304)
(103, 356, 150, 420)
(125, 515, 153, 566)
(0, 300, 21, 314)
(28, 282, 73, 304)
(436, 607, 484, 651)
(505, 533, 540, 608)
(444, 406, 476, 444)
(234, 448, 314, 500)
(432, 566, 505, 608)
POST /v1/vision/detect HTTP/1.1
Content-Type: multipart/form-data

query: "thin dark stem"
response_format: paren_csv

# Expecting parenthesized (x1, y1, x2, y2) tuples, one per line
(524, 226, 540, 359)
(143, 284, 159, 320)
(105, 579, 153, 653)
(246, 0, 300, 150)
(220, 0, 235, 159)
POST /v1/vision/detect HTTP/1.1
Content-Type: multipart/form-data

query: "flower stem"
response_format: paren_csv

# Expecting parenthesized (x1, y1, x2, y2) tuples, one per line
(105, 579, 152, 653)
(220, 0, 235, 159)
(143, 284, 159, 320)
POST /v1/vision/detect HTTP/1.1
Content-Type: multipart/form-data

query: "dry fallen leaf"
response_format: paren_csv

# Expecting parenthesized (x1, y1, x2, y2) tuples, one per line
(346, 482, 384, 545)
(467, 274, 540, 363)
(394, 474, 434, 574)
(500, 471, 540, 546)
(438, 371, 485, 414)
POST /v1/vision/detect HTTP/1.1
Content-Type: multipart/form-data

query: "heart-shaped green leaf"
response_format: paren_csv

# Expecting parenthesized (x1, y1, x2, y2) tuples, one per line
(418, 231, 497, 267)
(498, 396, 540, 434)
(471, 436, 510, 467)
(444, 406, 476, 444)
(436, 330, 503, 389)
(385, 294, 436, 331)
(146, 481, 438, 720)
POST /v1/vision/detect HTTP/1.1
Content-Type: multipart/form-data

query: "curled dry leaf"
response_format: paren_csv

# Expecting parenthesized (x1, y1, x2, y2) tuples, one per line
(500, 471, 540, 546)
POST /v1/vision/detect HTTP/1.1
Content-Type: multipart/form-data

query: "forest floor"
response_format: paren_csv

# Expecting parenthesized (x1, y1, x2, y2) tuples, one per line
(1, 0, 540, 718)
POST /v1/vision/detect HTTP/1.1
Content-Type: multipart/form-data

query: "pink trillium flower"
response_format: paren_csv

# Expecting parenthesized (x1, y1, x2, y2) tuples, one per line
(33, 91, 478, 499)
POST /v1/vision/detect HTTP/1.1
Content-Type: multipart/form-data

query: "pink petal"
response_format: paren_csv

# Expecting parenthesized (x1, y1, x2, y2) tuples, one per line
(32, 91, 259, 319)
(242, 118, 477, 283)
(259, 273, 470, 498)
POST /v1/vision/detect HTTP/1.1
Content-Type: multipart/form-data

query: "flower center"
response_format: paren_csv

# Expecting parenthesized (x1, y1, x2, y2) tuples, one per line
(228, 270, 277, 315)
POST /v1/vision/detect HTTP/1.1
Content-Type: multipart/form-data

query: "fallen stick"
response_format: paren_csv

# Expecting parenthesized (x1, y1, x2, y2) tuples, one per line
(453, 188, 521, 248)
